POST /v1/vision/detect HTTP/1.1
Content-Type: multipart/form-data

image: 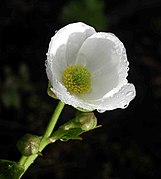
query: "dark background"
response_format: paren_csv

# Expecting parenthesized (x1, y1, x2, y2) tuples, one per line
(0, 0, 161, 178)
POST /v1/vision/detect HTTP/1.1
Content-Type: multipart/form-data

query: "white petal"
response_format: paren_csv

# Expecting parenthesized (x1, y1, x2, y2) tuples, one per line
(48, 22, 96, 58)
(96, 83, 136, 112)
(76, 32, 129, 100)
(50, 78, 95, 111)
(46, 22, 96, 83)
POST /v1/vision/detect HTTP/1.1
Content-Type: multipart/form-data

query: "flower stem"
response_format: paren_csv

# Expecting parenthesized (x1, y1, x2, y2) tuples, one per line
(18, 155, 27, 166)
(18, 101, 65, 177)
(39, 101, 65, 151)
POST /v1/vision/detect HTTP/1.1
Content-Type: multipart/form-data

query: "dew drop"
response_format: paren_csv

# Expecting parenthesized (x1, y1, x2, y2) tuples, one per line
(126, 91, 134, 97)
(60, 138, 69, 142)
(123, 104, 128, 108)
(97, 109, 106, 113)
(64, 125, 70, 130)
(49, 138, 56, 143)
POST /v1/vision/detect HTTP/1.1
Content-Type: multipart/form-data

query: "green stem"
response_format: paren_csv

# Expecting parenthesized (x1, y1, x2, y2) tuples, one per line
(18, 101, 65, 177)
(39, 101, 65, 151)
(18, 156, 27, 166)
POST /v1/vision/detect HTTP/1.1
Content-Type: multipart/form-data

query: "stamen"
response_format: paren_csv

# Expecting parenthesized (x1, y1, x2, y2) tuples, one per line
(63, 65, 91, 94)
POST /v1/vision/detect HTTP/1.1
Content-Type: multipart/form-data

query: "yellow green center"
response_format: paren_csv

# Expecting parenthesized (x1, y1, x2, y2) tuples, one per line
(63, 65, 91, 94)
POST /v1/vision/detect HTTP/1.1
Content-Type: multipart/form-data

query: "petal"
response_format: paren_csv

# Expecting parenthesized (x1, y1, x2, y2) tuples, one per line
(96, 83, 136, 112)
(76, 32, 129, 100)
(50, 78, 95, 111)
(48, 22, 96, 59)
(46, 22, 96, 82)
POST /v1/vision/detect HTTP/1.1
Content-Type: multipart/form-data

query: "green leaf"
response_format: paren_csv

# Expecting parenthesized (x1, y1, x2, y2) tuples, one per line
(0, 160, 24, 179)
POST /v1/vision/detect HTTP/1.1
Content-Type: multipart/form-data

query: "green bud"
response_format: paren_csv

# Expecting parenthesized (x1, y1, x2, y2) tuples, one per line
(17, 134, 41, 156)
(76, 112, 97, 131)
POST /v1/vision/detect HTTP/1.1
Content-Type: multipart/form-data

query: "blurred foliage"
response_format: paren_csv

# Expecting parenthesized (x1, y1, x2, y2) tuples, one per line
(60, 0, 108, 31)
(0, 64, 32, 109)
(0, 63, 53, 133)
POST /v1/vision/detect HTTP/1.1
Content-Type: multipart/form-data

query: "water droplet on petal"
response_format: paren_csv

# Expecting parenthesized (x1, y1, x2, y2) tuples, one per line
(123, 104, 128, 108)
(126, 91, 134, 97)
(97, 109, 106, 113)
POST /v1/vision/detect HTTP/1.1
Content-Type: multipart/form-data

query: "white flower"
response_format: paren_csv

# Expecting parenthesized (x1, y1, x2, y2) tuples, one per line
(46, 22, 136, 112)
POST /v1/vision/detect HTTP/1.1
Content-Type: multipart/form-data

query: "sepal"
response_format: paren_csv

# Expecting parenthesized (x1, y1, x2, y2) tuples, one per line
(49, 111, 100, 142)
(76, 107, 93, 112)
(47, 82, 58, 99)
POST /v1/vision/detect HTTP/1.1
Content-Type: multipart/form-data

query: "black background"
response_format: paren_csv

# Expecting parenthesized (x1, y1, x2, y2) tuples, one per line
(1, 0, 161, 178)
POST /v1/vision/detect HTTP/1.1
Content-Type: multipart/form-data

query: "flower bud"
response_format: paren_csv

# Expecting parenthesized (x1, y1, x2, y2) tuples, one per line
(17, 134, 41, 156)
(76, 112, 97, 131)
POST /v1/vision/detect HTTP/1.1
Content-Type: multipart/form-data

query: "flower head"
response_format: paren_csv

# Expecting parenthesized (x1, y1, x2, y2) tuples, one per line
(46, 22, 136, 112)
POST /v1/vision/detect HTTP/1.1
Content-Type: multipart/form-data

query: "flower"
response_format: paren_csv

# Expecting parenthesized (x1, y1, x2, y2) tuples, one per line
(46, 22, 136, 112)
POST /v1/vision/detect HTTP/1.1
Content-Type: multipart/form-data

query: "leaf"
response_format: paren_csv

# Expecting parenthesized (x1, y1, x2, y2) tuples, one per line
(0, 160, 24, 179)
